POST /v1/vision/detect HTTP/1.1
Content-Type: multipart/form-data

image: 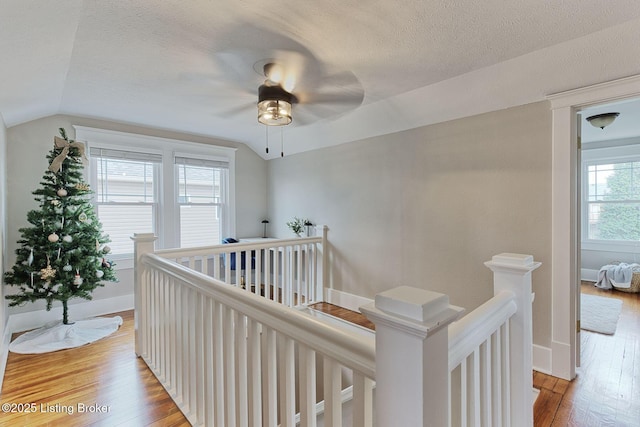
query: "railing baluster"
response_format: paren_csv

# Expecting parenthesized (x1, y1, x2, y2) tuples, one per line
(187, 287, 196, 414)
(273, 247, 280, 303)
(167, 277, 175, 394)
(264, 327, 278, 427)
(160, 274, 168, 383)
(352, 372, 374, 427)
(323, 358, 342, 427)
(248, 319, 263, 427)
(195, 291, 205, 424)
(224, 305, 236, 426)
(213, 301, 225, 427)
(204, 298, 215, 426)
(175, 280, 183, 405)
(174, 277, 183, 402)
(472, 348, 481, 424)
(296, 243, 302, 305)
(213, 254, 220, 280)
(265, 248, 272, 301)
(279, 336, 296, 427)
(254, 249, 262, 298)
(492, 330, 503, 427)
(236, 311, 248, 427)
(202, 254, 209, 276)
(481, 340, 492, 427)
(299, 345, 317, 427)
(502, 321, 511, 425)
(461, 357, 468, 427)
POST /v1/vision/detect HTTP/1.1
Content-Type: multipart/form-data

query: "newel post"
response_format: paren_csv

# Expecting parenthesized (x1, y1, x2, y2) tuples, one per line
(485, 253, 541, 427)
(360, 286, 464, 427)
(131, 233, 158, 357)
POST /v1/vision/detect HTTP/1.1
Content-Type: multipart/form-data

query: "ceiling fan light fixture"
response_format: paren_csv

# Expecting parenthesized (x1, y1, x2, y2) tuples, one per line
(586, 112, 620, 129)
(258, 84, 294, 126)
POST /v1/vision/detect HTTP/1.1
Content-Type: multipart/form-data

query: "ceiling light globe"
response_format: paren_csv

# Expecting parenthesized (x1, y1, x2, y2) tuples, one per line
(586, 112, 620, 129)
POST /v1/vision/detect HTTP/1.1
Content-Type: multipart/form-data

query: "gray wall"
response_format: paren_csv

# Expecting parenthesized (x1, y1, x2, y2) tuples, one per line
(267, 101, 553, 348)
(5, 114, 268, 315)
(0, 116, 7, 339)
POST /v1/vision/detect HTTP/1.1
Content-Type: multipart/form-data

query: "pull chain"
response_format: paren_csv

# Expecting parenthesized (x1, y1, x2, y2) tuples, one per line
(280, 127, 284, 157)
(265, 126, 269, 154)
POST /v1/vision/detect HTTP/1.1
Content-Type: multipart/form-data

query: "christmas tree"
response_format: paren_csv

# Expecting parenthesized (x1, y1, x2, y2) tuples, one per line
(4, 128, 117, 324)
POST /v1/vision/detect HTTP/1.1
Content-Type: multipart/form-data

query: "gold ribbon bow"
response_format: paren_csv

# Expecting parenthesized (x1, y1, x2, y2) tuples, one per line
(48, 136, 87, 173)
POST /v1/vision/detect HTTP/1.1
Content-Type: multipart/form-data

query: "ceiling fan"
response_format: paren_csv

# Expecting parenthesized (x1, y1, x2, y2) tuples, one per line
(212, 47, 365, 128)
(190, 24, 366, 155)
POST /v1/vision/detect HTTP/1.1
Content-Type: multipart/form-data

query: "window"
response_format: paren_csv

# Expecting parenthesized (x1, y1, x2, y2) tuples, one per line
(586, 161, 640, 241)
(79, 126, 236, 260)
(91, 148, 161, 256)
(176, 156, 229, 248)
(582, 143, 640, 250)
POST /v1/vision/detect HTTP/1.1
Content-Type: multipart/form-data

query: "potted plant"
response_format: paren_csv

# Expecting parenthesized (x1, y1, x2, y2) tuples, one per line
(286, 217, 307, 237)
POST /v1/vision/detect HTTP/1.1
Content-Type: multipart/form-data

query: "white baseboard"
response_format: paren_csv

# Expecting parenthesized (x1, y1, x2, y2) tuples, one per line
(6, 294, 134, 334)
(324, 288, 373, 312)
(0, 321, 12, 397)
(551, 340, 575, 381)
(581, 268, 598, 282)
(533, 344, 552, 374)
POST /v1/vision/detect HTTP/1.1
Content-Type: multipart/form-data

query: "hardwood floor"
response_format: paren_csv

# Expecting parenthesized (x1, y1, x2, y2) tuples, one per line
(533, 282, 640, 426)
(0, 310, 189, 427)
(307, 302, 376, 330)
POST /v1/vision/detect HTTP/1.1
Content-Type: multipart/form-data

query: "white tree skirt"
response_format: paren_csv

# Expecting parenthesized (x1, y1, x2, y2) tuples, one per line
(9, 316, 123, 354)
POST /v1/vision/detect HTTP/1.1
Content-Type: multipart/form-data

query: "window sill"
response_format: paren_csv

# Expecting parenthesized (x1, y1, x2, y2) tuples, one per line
(582, 240, 640, 254)
(108, 257, 134, 270)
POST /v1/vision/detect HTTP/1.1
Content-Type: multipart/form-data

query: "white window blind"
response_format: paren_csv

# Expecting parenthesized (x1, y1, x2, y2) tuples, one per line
(90, 148, 160, 255)
(175, 156, 228, 248)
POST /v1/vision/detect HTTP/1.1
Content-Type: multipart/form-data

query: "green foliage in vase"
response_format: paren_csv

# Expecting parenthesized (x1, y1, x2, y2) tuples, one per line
(286, 217, 309, 236)
(3, 128, 117, 324)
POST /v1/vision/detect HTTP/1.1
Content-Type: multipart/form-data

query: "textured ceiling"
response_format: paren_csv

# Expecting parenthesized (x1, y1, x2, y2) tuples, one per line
(1, 0, 640, 158)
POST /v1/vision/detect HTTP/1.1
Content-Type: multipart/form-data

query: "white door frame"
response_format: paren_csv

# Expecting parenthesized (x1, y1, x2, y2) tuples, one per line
(547, 74, 640, 380)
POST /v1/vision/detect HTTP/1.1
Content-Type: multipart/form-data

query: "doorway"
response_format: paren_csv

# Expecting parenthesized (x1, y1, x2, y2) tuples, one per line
(548, 75, 640, 381)
(577, 97, 640, 377)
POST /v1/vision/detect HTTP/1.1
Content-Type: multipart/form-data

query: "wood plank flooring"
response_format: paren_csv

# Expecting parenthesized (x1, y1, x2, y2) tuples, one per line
(307, 302, 376, 330)
(0, 310, 189, 427)
(533, 282, 640, 426)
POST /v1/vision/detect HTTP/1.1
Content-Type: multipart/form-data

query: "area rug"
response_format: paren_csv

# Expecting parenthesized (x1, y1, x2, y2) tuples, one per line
(580, 294, 622, 335)
(9, 316, 123, 354)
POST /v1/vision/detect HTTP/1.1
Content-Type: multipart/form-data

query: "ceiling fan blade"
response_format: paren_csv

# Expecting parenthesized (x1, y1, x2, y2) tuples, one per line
(215, 101, 255, 118)
(290, 108, 317, 127)
(296, 70, 364, 107)
(299, 90, 365, 106)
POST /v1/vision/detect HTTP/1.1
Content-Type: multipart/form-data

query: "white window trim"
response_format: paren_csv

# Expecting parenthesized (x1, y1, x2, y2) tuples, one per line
(75, 126, 237, 265)
(581, 139, 640, 253)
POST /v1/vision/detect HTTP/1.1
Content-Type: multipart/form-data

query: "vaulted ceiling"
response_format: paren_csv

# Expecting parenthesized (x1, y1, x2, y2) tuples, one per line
(1, 1, 640, 158)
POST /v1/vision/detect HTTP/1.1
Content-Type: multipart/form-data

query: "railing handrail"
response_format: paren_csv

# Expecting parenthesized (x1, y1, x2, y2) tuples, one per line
(448, 290, 517, 371)
(154, 236, 323, 259)
(142, 252, 376, 378)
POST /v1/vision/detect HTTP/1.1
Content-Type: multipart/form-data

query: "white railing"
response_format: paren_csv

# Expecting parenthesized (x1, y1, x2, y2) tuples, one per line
(361, 253, 540, 427)
(133, 233, 539, 427)
(149, 227, 327, 308)
(135, 250, 375, 427)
